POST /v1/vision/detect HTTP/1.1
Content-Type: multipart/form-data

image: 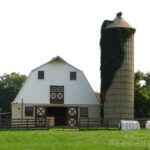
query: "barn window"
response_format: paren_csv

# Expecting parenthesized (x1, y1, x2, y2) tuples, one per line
(38, 71, 44, 79)
(70, 72, 76, 80)
(50, 86, 64, 104)
(80, 107, 88, 117)
(25, 107, 34, 116)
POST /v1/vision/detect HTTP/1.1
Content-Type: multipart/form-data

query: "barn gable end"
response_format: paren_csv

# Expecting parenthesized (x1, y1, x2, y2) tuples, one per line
(11, 56, 100, 124)
(12, 56, 99, 105)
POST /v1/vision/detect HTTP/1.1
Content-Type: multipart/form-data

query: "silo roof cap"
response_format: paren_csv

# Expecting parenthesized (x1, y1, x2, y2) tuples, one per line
(106, 12, 133, 29)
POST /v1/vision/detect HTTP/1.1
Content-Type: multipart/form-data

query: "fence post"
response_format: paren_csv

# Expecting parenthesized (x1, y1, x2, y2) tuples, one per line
(106, 119, 108, 130)
(26, 119, 28, 130)
(48, 118, 50, 130)
(35, 118, 37, 128)
(78, 118, 80, 130)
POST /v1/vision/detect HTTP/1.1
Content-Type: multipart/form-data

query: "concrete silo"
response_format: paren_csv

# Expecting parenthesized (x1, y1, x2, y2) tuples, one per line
(100, 12, 136, 125)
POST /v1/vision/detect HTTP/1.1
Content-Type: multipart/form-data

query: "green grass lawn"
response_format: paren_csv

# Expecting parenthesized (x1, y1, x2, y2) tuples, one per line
(0, 129, 150, 150)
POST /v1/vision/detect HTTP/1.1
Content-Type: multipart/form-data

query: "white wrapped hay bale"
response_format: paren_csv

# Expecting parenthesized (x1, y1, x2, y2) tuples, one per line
(119, 120, 140, 130)
(146, 121, 150, 129)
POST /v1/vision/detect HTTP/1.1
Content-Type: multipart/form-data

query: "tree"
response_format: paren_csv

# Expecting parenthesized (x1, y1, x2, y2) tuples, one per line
(134, 71, 144, 89)
(0, 72, 27, 112)
(134, 71, 150, 118)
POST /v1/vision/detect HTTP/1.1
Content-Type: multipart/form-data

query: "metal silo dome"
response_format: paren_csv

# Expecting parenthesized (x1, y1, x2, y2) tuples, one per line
(106, 12, 133, 29)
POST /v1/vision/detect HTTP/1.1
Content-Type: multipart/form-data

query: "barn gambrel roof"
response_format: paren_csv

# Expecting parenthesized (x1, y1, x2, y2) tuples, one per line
(12, 56, 100, 105)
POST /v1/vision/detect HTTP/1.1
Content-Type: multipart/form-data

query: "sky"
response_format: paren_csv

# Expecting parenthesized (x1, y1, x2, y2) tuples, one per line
(0, 0, 150, 92)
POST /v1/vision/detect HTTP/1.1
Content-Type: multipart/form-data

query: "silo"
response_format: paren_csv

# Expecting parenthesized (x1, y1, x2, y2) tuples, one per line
(100, 12, 136, 125)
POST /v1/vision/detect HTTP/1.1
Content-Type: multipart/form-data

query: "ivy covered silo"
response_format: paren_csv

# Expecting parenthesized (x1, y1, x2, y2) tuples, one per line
(100, 12, 136, 123)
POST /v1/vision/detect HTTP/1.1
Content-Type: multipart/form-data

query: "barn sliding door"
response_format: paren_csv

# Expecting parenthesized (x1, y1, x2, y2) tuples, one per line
(67, 107, 78, 126)
(35, 106, 47, 127)
(50, 86, 64, 104)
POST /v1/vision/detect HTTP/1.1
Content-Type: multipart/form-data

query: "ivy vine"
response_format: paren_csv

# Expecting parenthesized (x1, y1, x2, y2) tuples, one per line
(100, 20, 136, 103)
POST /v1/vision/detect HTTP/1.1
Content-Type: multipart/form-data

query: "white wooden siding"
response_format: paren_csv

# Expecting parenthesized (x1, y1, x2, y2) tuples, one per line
(12, 58, 99, 105)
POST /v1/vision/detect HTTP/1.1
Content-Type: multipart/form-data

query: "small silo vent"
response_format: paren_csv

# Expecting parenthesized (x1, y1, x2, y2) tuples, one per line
(117, 12, 122, 18)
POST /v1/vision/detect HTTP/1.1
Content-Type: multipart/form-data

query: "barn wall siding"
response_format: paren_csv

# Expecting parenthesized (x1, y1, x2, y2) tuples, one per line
(11, 104, 100, 119)
(12, 62, 99, 105)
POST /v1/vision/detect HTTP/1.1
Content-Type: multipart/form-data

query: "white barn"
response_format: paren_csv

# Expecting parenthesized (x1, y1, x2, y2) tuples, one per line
(11, 56, 100, 126)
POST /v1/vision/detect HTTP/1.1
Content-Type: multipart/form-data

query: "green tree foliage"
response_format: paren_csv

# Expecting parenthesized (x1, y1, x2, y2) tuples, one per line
(0, 72, 27, 112)
(134, 71, 150, 118)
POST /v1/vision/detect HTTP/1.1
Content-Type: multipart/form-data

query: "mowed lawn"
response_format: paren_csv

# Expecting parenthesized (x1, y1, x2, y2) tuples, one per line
(0, 129, 150, 150)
